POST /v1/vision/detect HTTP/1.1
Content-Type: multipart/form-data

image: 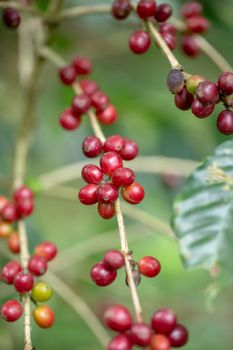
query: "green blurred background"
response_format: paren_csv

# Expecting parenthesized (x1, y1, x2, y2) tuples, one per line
(0, 0, 233, 349)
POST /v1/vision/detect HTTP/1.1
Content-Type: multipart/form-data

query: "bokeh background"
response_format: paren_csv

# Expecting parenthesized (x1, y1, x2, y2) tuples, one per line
(0, 0, 233, 349)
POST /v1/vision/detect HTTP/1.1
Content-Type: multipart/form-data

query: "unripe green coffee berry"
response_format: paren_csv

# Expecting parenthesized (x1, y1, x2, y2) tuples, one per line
(31, 281, 53, 302)
(186, 75, 206, 95)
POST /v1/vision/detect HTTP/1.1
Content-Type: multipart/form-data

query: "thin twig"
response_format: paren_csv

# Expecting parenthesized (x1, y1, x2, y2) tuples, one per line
(59, 4, 110, 19)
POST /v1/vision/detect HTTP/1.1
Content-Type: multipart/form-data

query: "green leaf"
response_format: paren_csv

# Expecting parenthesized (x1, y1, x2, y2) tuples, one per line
(172, 140, 233, 286)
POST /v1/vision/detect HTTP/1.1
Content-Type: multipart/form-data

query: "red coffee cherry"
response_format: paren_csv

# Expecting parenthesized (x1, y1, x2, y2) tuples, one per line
(73, 56, 92, 75)
(82, 136, 103, 158)
(150, 334, 171, 350)
(72, 93, 91, 116)
(91, 91, 109, 111)
(59, 108, 81, 131)
(137, 0, 157, 19)
(121, 182, 145, 204)
(129, 30, 151, 54)
(34, 241, 57, 262)
(28, 255, 48, 276)
(168, 324, 189, 347)
(14, 186, 33, 202)
(218, 72, 233, 95)
(120, 139, 139, 161)
(0, 222, 13, 238)
(130, 323, 152, 346)
(1, 203, 18, 223)
(181, 35, 200, 57)
(0, 195, 9, 215)
(103, 250, 125, 270)
(154, 3, 173, 22)
(97, 104, 118, 124)
(104, 304, 132, 332)
(15, 198, 34, 218)
(3, 8, 21, 28)
(100, 152, 123, 176)
(175, 87, 194, 111)
(98, 202, 116, 219)
(111, 0, 132, 20)
(159, 23, 176, 36)
(1, 260, 22, 284)
(14, 271, 34, 293)
(138, 256, 161, 278)
(8, 233, 20, 254)
(78, 184, 98, 205)
(167, 69, 184, 94)
(191, 99, 215, 118)
(59, 65, 76, 85)
(112, 168, 135, 187)
(82, 165, 103, 185)
(108, 334, 133, 350)
(186, 16, 210, 33)
(97, 183, 119, 203)
(103, 135, 125, 153)
(1, 300, 23, 322)
(161, 33, 176, 51)
(90, 261, 117, 286)
(80, 79, 99, 96)
(181, 1, 203, 19)
(196, 81, 219, 105)
(151, 308, 177, 334)
(126, 269, 141, 287)
(33, 305, 55, 328)
(217, 110, 233, 135)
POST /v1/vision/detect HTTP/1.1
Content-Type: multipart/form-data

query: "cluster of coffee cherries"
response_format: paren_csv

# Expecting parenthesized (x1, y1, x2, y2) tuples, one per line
(103, 305, 188, 349)
(167, 69, 233, 135)
(59, 56, 118, 130)
(0, 240, 57, 328)
(78, 134, 145, 219)
(91, 250, 161, 287)
(2, 7, 21, 29)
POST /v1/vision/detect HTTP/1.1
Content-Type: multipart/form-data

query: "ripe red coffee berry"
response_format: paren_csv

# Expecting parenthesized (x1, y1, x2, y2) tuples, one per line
(154, 4, 173, 22)
(175, 87, 194, 111)
(72, 93, 91, 116)
(167, 69, 184, 94)
(1, 260, 22, 284)
(59, 65, 76, 85)
(120, 139, 139, 161)
(121, 182, 145, 204)
(100, 152, 123, 176)
(78, 184, 98, 205)
(80, 79, 99, 96)
(3, 8, 21, 28)
(15, 198, 34, 218)
(186, 16, 210, 33)
(97, 104, 118, 124)
(112, 167, 135, 187)
(14, 271, 34, 293)
(129, 30, 151, 54)
(104, 304, 132, 332)
(33, 305, 55, 328)
(8, 233, 20, 254)
(91, 91, 109, 111)
(150, 334, 171, 350)
(73, 57, 92, 75)
(181, 1, 203, 19)
(104, 250, 125, 270)
(1, 203, 18, 223)
(28, 255, 48, 276)
(98, 202, 116, 219)
(97, 183, 119, 203)
(59, 108, 81, 131)
(217, 110, 233, 135)
(191, 99, 215, 118)
(159, 23, 176, 36)
(108, 334, 133, 350)
(1, 300, 23, 322)
(137, 0, 157, 19)
(218, 72, 233, 95)
(138, 256, 161, 278)
(161, 33, 176, 51)
(111, 0, 132, 20)
(90, 261, 117, 286)
(181, 35, 200, 57)
(82, 165, 103, 184)
(103, 135, 124, 153)
(82, 136, 103, 158)
(14, 186, 33, 202)
(151, 308, 177, 334)
(196, 81, 219, 104)
(168, 324, 188, 347)
(130, 323, 152, 346)
(35, 241, 57, 261)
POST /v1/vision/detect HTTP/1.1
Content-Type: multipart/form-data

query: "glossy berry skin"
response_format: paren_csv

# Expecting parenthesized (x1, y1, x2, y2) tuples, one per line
(3, 8, 21, 28)
(8, 233, 20, 254)
(167, 69, 184, 94)
(130, 323, 152, 346)
(181, 1, 203, 19)
(82, 165, 103, 184)
(33, 305, 55, 328)
(15, 198, 34, 218)
(104, 304, 132, 332)
(31, 281, 53, 302)
(159, 23, 176, 36)
(28, 255, 48, 276)
(137, 0, 157, 19)
(154, 4, 172, 22)
(97, 183, 119, 203)
(129, 30, 151, 54)
(186, 75, 206, 95)
(91, 91, 109, 111)
(191, 99, 215, 118)
(218, 72, 233, 95)
(80, 79, 99, 96)
(35, 241, 57, 261)
(121, 182, 145, 204)
(168, 324, 188, 347)
(90, 261, 117, 286)
(103, 135, 124, 153)
(100, 152, 123, 176)
(1, 203, 18, 223)
(14, 272, 34, 293)
(108, 334, 133, 350)
(14, 186, 33, 202)
(196, 81, 219, 105)
(112, 168, 135, 187)
(98, 202, 116, 219)
(72, 93, 91, 116)
(161, 33, 176, 51)
(59, 108, 81, 131)
(0, 221, 13, 238)
(150, 334, 171, 350)
(186, 16, 210, 33)
(82, 136, 103, 158)
(1, 300, 23, 322)
(73, 57, 92, 75)
(120, 139, 139, 161)
(181, 36, 200, 57)
(104, 250, 125, 270)
(97, 104, 118, 124)
(78, 184, 98, 205)
(1, 260, 22, 284)
(217, 110, 233, 135)
(138, 256, 161, 278)
(111, 0, 132, 20)
(59, 65, 76, 85)
(175, 88, 194, 111)
(151, 308, 177, 335)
